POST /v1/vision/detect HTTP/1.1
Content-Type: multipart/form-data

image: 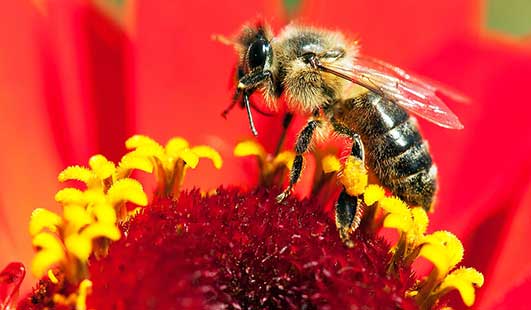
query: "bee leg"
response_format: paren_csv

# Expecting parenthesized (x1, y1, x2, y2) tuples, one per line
(335, 190, 361, 248)
(349, 133, 365, 162)
(334, 132, 367, 246)
(276, 118, 321, 202)
(235, 70, 273, 136)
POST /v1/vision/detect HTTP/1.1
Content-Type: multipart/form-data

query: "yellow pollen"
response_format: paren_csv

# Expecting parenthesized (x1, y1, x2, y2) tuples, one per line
(321, 155, 341, 173)
(339, 156, 368, 196)
(48, 269, 59, 284)
(234, 139, 295, 185)
(363, 184, 385, 206)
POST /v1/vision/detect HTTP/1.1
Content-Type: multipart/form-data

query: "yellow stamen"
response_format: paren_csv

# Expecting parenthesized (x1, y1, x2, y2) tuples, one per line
(63, 204, 92, 232)
(272, 151, 295, 170)
(175, 148, 200, 168)
(107, 178, 148, 207)
(76, 279, 93, 310)
(117, 152, 154, 177)
(407, 207, 429, 245)
(58, 166, 100, 189)
(363, 184, 385, 206)
(419, 231, 464, 277)
(125, 134, 165, 152)
(191, 145, 223, 169)
(55, 188, 85, 205)
(88, 154, 115, 180)
(321, 154, 341, 173)
(92, 203, 117, 225)
(125, 135, 222, 197)
(31, 232, 65, 278)
(436, 267, 484, 306)
(29, 208, 63, 237)
(48, 269, 59, 284)
(234, 140, 267, 158)
(165, 137, 190, 153)
(379, 196, 412, 232)
(82, 222, 121, 241)
(64, 234, 92, 262)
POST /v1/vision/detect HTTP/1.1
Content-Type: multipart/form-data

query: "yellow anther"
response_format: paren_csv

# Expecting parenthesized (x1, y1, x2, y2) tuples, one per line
(437, 267, 484, 306)
(31, 232, 65, 278)
(379, 196, 412, 232)
(92, 203, 117, 224)
(55, 188, 85, 205)
(48, 269, 59, 284)
(420, 231, 464, 277)
(63, 205, 92, 232)
(234, 140, 267, 158)
(165, 137, 190, 156)
(81, 189, 106, 206)
(408, 207, 429, 244)
(58, 166, 99, 188)
(383, 211, 413, 233)
(88, 154, 115, 180)
(191, 146, 223, 169)
(122, 135, 222, 197)
(82, 222, 121, 241)
(76, 279, 93, 310)
(272, 151, 295, 170)
(321, 155, 341, 173)
(64, 234, 91, 262)
(29, 208, 63, 237)
(125, 134, 164, 151)
(379, 196, 409, 214)
(107, 178, 148, 206)
(177, 148, 199, 168)
(118, 152, 154, 175)
(363, 184, 385, 206)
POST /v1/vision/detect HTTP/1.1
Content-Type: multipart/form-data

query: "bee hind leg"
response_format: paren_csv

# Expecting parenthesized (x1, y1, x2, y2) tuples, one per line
(276, 117, 321, 202)
(334, 128, 367, 246)
(335, 190, 364, 248)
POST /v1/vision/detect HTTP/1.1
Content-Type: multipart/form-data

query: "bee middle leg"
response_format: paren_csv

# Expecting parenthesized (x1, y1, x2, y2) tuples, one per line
(276, 117, 321, 202)
(332, 120, 367, 246)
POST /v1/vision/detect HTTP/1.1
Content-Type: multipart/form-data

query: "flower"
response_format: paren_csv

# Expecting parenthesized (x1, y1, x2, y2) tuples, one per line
(1, 0, 530, 308)
(8, 135, 482, 309)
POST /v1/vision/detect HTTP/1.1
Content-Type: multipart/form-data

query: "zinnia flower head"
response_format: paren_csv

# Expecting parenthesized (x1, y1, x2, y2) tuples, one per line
(2, 134, 484, 309)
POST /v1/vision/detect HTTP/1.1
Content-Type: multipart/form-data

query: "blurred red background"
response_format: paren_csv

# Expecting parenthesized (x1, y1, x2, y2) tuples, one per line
(1, 0, 530, 308)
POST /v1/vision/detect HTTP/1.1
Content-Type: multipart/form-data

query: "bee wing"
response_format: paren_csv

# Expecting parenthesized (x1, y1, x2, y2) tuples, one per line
(321, 55, 466, 129)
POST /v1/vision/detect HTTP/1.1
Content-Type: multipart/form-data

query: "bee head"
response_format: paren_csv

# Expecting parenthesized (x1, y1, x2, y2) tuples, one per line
(236, 22, 274, 74)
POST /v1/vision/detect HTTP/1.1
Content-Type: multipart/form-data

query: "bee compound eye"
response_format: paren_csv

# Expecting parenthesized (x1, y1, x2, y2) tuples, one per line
(247, 39, 270, 69)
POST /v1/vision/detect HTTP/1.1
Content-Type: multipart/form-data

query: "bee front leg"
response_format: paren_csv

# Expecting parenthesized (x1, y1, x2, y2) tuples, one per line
(334, 129, 367, 246)
(276, 118, 321, 202)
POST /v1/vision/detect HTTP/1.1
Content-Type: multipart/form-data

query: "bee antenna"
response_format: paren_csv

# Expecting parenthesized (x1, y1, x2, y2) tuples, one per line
(212, 34, 237, 47)
(243, 92, 259, 136)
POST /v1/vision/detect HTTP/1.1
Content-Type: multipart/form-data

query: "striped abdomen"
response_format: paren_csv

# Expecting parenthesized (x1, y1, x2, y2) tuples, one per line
(333, 92, 437, 210)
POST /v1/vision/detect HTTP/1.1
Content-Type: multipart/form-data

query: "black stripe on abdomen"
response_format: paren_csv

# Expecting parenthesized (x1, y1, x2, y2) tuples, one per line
(366, 117, 436, 209)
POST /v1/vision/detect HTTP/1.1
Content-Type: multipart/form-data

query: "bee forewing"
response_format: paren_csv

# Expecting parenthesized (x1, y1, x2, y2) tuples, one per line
(323, 56, 465, 129)
(359, 56, 470, 104)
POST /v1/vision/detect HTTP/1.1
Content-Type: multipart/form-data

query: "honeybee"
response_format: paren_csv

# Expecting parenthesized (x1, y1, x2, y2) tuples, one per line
(221, 22, 464, 243)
